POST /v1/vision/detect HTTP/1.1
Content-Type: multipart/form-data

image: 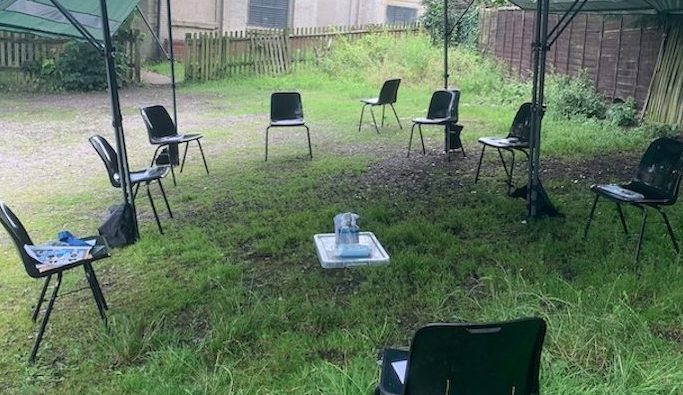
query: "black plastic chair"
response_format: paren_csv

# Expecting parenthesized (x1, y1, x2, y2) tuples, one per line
(407, 90, 464, 159)
(475, 103, 535, 195)
(265, 92, 313, 161)
(89, 135, 173, 234)
(140, 105, 209, 186)
(376, 317, 547, 395)
(0, 202, 110, 363)
(359, 78, 402, 134)
(584, 137, 683, 262)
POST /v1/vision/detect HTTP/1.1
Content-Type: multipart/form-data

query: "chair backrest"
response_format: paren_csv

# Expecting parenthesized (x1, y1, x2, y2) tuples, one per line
(403, 317, 546, 395)
(377, 78, 401, 105)
(140, 105, 178, 141)
(89, 135, 122, 188)
(632, 137, 683, 204)
(507, 102, 534, 141)
(0, 202, 41, 278)
(426, 90, 458, 121)
(270, 92, 304, 122)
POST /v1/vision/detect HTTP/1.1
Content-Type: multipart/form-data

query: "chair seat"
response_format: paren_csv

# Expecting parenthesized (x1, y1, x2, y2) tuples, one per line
(412, 117, 450, 125)
(33, 237, 110, 277)
(478, 136, 529, 148)
(271, 119, 305, 127)
(361, 98, 379, 105)
(129, 166, 170, 184)
(592, 183, 669, 203)
(151, 134, 202, 145)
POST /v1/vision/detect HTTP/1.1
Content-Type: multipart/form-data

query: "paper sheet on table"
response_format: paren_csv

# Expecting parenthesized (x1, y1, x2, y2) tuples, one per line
(391, 360, 407, 384)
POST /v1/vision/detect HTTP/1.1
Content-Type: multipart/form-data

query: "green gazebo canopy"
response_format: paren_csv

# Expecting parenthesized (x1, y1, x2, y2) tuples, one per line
(0, 0, 139, 40)
(509, 0, 683, 13)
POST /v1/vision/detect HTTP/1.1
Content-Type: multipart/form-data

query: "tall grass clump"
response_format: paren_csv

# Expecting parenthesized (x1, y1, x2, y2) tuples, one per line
(546, 70, 606, 119)
(318, 31, 529, 104)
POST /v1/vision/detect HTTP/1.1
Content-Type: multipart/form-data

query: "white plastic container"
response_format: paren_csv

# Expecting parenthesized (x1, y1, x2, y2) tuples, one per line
(314, 232, 390, 269)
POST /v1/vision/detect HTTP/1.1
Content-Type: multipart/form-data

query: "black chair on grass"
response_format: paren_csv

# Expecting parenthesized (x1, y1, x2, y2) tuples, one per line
(0, 202, 110, 363)
(376, 317, 547, 395)
(140, 105, 209, 186)
(407, 90, 463, 159)
(584, 137, 683, 262)
(359, 78, 402, 134)
(475, 103, 535, 195)
(89, 135, 173, 234)
(266, 92, 312, 161)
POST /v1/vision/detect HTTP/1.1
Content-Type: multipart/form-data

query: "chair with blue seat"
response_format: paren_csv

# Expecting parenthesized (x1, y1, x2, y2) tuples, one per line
(359, 78, 403, 134)
(375, 317, 547, 395)
(89, 135, 173, 234)
(265, 92, 313, 161)
(583, 137, 683, 262)
(0, 202, 111, 363)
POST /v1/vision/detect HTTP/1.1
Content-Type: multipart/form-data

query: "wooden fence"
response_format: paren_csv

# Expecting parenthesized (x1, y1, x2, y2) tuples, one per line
(0, 31, 141, 86)
(184, 23, 421, 82)
(478, 8, 664, 107)
(0, 31, 65, 84)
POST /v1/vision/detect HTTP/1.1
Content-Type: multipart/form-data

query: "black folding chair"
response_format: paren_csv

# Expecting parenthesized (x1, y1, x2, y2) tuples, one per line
(407, 90, 464, 160)
(140, 105, 209, 186)
(265, 92, 313, 161)
(0, 202, 110, 364)
(376, 317, 547, 395)
(359, 78, 402, 134)
(89, 135, 173, 234)
(584, 137, 683, 263)
(475, 103, 536, 195)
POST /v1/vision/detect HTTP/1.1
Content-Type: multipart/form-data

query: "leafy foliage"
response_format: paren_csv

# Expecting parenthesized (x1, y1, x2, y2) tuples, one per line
(546, 70, 606, 119)
(421, 0, 480, 47)
(607, 97, 638, 127)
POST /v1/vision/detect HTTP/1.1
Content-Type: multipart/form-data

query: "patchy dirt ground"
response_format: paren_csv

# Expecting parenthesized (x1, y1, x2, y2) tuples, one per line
(0, 86, 640, 222)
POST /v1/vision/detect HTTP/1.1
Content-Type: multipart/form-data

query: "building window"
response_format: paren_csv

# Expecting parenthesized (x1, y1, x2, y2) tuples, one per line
(386, 5, 418, 25)
(248, 0, 290, 29)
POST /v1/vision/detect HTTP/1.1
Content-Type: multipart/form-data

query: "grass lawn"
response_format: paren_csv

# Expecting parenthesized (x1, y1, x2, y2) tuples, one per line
(0, 36, 681, 394)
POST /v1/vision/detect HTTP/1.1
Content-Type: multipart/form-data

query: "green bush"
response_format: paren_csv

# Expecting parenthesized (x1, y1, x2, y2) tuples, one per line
(546, 70, 605, 119)
(421, 0, 481, 47)
(606, 97, 638, 127)
(21, 58, 59, 91)
(634, 121, 680, 139)
(55, 39, 134, 91)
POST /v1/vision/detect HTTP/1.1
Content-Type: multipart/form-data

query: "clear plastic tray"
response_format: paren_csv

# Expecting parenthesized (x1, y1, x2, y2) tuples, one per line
(314, 232, 390, 269)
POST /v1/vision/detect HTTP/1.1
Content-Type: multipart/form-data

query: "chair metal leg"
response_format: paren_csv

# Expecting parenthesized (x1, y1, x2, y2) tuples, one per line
(507, 150, 517, 195)
(358, 104, 367, 132)
(390, 104, 402, 129)
(369, 106, 380, 134)
(657, 208, 679, 253)
(30, 272, 62, 364)
(83, 265, 106, 321)
(583, 194, 600, 239)
(305, 125, 313, 159)
(407, 123, 417, 157)
(197, 139, 210, 174)
(635, 206, 648, 263)
(615, 203, 629, 235)
(31, 275, 51, 322)
(419, 125, 425, 155)
(150, 145, 164, 167)
(158, 179, 173, 218)
(169, 162, 177, 186)
(381, 105, 385, 127)
(445, 124, 451, 162)
(475, 145, 486, 183)
(85, 262, 107, 310)
(265, 126, 270, 161)
(146, 182, 164, 234)
(496, 148, 511, 182)
(180, 142, 190, 173)
(133, 183, 140, 200)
